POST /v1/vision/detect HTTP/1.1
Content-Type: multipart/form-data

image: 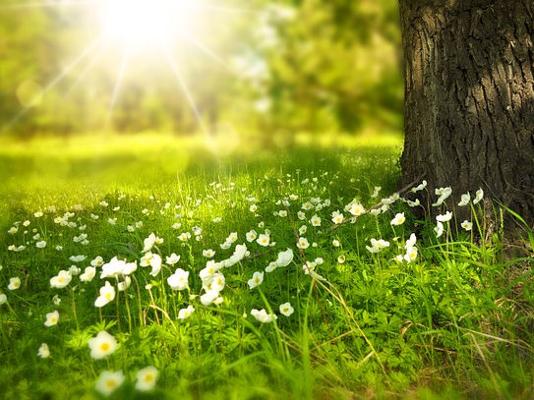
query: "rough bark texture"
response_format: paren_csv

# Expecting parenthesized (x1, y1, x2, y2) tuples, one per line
(399, 0, 534, 227)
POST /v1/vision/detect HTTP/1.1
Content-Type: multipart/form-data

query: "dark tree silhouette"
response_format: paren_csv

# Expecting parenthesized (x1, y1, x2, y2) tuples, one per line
(399, 0, 534, 226)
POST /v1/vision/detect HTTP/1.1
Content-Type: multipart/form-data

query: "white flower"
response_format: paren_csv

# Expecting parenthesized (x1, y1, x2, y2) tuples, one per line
(348, 202, 366, 217)
(332, 239, 341, 247)
(69, 255, 86, 263)
(200, 290, 220, 306)
(275, 248, 294, 267)
(52, 295, 61, 305)
(390, 212, 406, 226)
(256, 233, 270, 247)
(310, 215, 321, 227)
(69, 265, 81, 276)
(117, 277, 131, 291)
(95, 281, 116, 308)
(0, 293, 6, 305)
(165, 253, 180, 265)
(278, 210, 288, 217)
(406, 198, 420, 207)
(44, 310, 59, 327)
(279, 302, 294, 317)
(178, 305, 195, 320)
(337, 255, 346, 264)
(249, 204, 258, 213)
(80, 267, 96, 282)
(95, 370, 124, 396)
(247, 271, 264, 289)
(366, 239, 390, 253)
(432, 187, 452, 207)
(143, 233, 163, 253)
(473, 188, 484, 205)
(331, 210, 344, 224)
(297, 237, 309, 250)
(50, 270, 72, 289)
(38, 343, 50, 359)
(167, 268, 189, 291)
(8, 226, 18, 235)
(101, 257, 137, 278)
(461, 220, 473, 231)
(250, 308, 276, 323)
(8, 277, 21, 290)
(178, 232, 191, 241)
(436, 211, 453, 222)
(246, 230, 258, 242)
(202, 249, 216, 258)
(411, 180, 427, 193)
(36, 240, 47, 249)
(434, 221, 444, 238)
(89, 331, 118, 360)
(297, 211, 306, 220)
(458, 193, 471, 206)
(405, 233, 417, 249)
(135, 366, 159, 392)
(404, 246, 418, 263)
(140, 252, 162, 277)
(91, 256, 104, 267)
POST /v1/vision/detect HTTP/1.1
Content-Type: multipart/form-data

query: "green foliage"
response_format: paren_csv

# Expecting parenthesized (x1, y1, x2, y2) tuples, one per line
(0, 134, 532, 399)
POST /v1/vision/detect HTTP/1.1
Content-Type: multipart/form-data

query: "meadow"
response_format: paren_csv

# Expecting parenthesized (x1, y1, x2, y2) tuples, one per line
(0, 133, 532, 399)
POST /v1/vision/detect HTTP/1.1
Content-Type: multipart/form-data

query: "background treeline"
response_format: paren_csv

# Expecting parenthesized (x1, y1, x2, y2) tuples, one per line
(0, 0, 402, 136)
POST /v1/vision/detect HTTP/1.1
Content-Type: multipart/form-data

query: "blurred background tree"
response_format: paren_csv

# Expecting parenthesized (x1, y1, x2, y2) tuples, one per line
(0, 0, 402, 138)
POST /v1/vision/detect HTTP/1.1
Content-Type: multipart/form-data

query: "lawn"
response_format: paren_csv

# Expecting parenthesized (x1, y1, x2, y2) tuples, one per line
(0, 133, 532, 399)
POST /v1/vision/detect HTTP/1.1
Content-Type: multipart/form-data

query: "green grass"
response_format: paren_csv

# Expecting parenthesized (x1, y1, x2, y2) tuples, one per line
(0, 133, 532, 399)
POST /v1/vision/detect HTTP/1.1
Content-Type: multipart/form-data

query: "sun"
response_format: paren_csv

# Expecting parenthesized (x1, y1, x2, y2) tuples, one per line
(100, 0, 199, 50)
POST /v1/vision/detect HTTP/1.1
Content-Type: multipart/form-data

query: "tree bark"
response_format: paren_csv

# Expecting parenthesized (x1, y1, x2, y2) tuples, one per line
(399, 0, 534, 227)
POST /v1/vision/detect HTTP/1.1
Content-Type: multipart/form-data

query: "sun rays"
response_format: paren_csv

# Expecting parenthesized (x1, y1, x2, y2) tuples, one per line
(0, 0, 258, 133)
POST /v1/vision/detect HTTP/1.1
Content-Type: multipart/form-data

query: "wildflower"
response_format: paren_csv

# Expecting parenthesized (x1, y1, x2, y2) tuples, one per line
(178, 232, 191, 242)
(371, 186, 381, 198)
(143, 233, 164, 253)
(297, 237, 310, 250)
(246, 230, 258, 242)
(434, 221, 444, 238)
(166, 253, 180, 265)
(390, 212, 406, 226)
(411, 180, 427, 193)
(432, 187, 452, 207)
(69, 255, 86, 263)
(332, 239, 341, 247)
(95, 281, 116, 308)
(473, 188, 484, 205)
(95, 370, 124, 396)
(91, 256, 104, 267)
(331, 210, 344, 224)
(297, 211, 306, 220)
(298, 225, 307, 235)
(366, 239, 390, 254)
(89, 331, 118, 359)
(135, 366, 159, 392)
(461, 220, 473, 231)
(52, 295, 61, 305)
(101, 257, 137, 278)
(178, 305, 195, 320)
(117, 277, 131, 291)
(249, 204, 258, 213)
(50, 270, 72, 289)
(310, 215, 321, 227)
(8, 277, 21, 290)
(404, 246, 418, 263)
(8, 227, 18, 235)
(0, 293, 6, 305)
(38, 343, 50, 358)
(200, 290, 220, 306)
(436, 211, 453, 222)
(140, 252, 162, 277)
(250, 308, 276, 323)
(458, 193, 470, 206)
(248, 271, 264, 289)
(36, 240, 47, 249)
(44, 310, 59, 327)
(203, 249, 215, 258)
(69, 265, 81, 276)
(405, 233, 417, 249)
(406, 198, 421, 207)
(167, 268, 189, 291)
(337, 255, 346, 264)
(278, 210, 288, 217)
(256, 233, 270, 247)
(279, 302, 294, 317)
(80, 267, 96, 282)
(348, 202, 366, 217)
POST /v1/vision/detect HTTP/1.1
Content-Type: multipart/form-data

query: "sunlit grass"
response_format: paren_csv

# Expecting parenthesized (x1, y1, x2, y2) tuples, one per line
(0, 133, 531, 399)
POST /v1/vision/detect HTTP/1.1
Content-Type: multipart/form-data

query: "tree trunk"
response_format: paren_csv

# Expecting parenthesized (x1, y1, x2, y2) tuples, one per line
(399, 0, 534, 227)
